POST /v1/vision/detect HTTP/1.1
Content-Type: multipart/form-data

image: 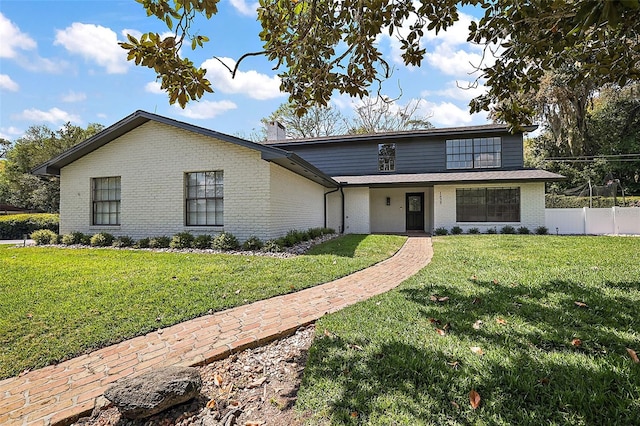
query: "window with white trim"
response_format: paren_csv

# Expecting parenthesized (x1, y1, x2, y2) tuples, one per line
(92, 177, 121, 225)
(456, 187, 520, 222)
(186, 171, 223, 226)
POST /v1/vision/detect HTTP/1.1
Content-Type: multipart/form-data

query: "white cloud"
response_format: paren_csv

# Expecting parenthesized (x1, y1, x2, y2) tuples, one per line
(122, 28, 142, 41)
(175, 100, 237, 119)
(145, 81, 164, 94)
(0, 74, 19, 91)
(61, 91, 87, 102)
(425, 43, 483, 77)
(0, 126, 23, 141)
(201, 57, 283, 100)
(229, 0, 259, 16)
(55, 23, 129, 74)
(14, 108, 81, 124)
(422, 80, 487, 102)
(424, 101, 485, 127)
(0, 13, 36, 58)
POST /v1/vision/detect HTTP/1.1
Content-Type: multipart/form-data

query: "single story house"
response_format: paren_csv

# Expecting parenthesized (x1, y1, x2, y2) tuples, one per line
(33, 110, 563, 241)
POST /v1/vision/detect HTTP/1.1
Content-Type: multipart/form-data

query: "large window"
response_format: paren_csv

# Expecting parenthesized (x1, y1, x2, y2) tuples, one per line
(378, 143, 396, 172)
(186, 171, 223, 226)
(456, 187, 520, 222)
(446, 137, 501, 169)
(92, 177, 121, 225)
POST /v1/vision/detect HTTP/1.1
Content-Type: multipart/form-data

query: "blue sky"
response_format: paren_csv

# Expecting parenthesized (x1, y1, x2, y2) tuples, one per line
(0, 0, 490, 142)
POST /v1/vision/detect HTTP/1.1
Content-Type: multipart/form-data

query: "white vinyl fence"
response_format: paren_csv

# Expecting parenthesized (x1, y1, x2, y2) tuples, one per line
(545, 207, 640, 235)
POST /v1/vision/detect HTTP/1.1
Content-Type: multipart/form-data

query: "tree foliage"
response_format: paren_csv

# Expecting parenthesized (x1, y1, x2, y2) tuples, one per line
(122, 0, 640, 128)
(1, 123, 103, 212)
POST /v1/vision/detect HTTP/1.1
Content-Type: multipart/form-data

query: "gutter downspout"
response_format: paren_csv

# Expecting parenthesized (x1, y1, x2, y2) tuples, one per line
(340, 186, 345, 234)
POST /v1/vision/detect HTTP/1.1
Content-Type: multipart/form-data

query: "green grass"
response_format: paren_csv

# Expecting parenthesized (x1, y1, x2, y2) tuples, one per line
(297, 235, 640, 425)
(0, 234, 405, 379)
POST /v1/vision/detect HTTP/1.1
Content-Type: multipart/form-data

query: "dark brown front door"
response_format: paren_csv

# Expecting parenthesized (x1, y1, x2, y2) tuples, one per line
(406, 192, 424, 231)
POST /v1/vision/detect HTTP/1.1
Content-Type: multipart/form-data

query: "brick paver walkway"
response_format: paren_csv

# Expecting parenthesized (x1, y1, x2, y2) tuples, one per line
(0, 236, 433, 426)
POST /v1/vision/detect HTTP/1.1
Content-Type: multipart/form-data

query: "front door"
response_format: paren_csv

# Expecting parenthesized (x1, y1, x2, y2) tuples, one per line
(406, 192, 424, 231)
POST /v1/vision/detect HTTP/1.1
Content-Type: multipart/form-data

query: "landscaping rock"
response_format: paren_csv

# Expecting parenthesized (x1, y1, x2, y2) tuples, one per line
(104, 366, 202, 419)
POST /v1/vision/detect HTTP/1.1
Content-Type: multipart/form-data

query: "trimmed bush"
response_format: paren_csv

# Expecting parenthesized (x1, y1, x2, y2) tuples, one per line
(112, 236, 134, 248)
(451, 226, 463, 235)
(90, 232, 114, 247)
(149, 236, 171, 249)
(486, 227, 497, 234)
(262, 240, 281, 253)
(500, 225, 516, 234)
(193, 234, 213, 249)
(517, 226, 530, 235)
(279, 229, 310, 247)
(535, 226, 549, 235)
(434, 227, 448, 236)
(170, 232, 194, 249)
(135, 237, 151, 249)
(242, 236, 264, 251)
(30, 229, 59, 245)
(0, 214, 59, 239)
(61, 232, 86, 246)
(307, 227, 324, 239)
(212, 232, 240, 250)
(468, 227, 480, 234)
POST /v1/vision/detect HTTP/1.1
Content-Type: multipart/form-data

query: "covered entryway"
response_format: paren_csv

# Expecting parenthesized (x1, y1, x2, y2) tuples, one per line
(406, 192, 424, 231)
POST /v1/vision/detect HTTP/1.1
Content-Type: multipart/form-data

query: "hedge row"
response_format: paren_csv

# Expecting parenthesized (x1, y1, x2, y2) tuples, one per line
(0, 214, 59, 239)
(546, 194, 640, 208)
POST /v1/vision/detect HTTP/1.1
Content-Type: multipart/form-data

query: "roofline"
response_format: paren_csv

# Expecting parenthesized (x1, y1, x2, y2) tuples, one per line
(265, 124, 539, 147)
(31, 110, 338, 187)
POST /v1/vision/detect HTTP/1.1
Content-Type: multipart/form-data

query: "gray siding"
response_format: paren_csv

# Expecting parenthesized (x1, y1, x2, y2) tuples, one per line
(284, 132, 524, 176)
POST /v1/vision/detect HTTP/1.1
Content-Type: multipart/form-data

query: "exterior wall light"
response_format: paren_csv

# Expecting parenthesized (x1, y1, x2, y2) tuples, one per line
(386, 197, 391, 206)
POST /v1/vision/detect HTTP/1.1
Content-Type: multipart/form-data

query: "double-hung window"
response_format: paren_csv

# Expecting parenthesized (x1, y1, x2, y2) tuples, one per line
(378, 143, 396, 172)
(446, 137, 501, 169)
(186, 171, 223, 226)
(92, 177, 121, 225)
(456, 187, 520, 222)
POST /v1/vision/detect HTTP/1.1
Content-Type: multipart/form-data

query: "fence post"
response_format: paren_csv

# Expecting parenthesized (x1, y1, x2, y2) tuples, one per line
(613, 206, 617, 236)
(582, 207, 587, 235)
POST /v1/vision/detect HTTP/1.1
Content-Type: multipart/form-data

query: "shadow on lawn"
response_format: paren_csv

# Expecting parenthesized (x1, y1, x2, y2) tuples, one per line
(306, 234, 369, 258)
(300, 279, 640, 424)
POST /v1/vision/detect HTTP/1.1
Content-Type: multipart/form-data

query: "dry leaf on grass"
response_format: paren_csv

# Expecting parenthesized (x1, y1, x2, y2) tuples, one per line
(492, 278, 499, 285)
(472, 320, 483, 329)
(496, 318, 507, 325)
(627, 348, 640, 363)
(430, 295, 449, 302)
(571, 338, 582, 347)
(469, 389, 481, 409)
(350, 411, 358, 418)
(574, 301, 588, 308)
(435, 328, 447, 336)
(451, 401, 460, 409)
(470, 346, 484, 356)
(428, 317, 441, 324)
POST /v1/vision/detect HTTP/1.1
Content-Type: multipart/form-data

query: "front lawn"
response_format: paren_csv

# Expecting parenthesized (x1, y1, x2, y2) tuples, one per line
(0, 234, 406, 379)
(298, 235, 640, 425)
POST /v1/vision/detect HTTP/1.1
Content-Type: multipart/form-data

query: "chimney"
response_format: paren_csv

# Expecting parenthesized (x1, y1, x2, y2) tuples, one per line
(267, 121, 286, 141)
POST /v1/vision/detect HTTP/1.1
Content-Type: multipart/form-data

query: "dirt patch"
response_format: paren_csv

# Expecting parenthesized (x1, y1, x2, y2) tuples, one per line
(76, 325, 315, 426)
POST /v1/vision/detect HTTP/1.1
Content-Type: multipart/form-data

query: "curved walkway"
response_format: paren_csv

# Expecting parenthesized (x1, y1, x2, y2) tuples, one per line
(0, 236, 433, 426)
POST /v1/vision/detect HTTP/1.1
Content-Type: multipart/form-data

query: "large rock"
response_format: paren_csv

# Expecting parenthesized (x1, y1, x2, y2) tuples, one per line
(104, 366, 202, 419)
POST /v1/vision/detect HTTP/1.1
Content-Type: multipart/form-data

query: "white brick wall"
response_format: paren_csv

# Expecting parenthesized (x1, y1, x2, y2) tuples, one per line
(343, 187, 370, 234)
(60, 121, 272, 241)
(267, 163, 326, 239)
(433, 182, 545, 232)
(369, 187, 434, 233)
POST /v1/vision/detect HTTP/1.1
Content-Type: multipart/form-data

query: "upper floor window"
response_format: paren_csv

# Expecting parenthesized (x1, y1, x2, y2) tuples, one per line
(92, 177, 120, 225)
(446, 137, 501, 169)
(378, 143, 396, 172)
(186, 171, 223, 226)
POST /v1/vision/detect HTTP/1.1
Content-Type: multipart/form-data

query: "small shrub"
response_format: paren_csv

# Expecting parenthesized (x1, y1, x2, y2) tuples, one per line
(192, 234, 212, 249)
(468, 227, 480, 234)
(170, 232, 194, 249)
(212, 232, 240, 250)
(500, 225, 516, 234)
(135, 237, 151, 248)
(31, 229, 59, 245)
(61, 232, 86, 246)
(307, 227, 324, 239)
(90, 232, 114, 247)
(281, 229, 310, 247)
(434, 227, 448, 236)
(535, 226, 549, 235)
(486, 227, 497, 234)
(517, 226, 530, 235)
(80, 234, 92, 245)
(242, 235, 264, 251)
(112, 236, 134, 248)
(321, 227, 335, 235)
(149, 236, 171, 249)
(451, 226, 463, 235)
(262, 240, 281, 253)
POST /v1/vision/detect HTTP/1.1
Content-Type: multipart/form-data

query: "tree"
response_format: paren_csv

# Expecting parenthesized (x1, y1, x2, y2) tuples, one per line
(348, 97, 433, 134)
(0, 138, 10, 158)
(263, 102, 349, 139)
(3, 122, 103, 212)
(121, 0, 640, 127)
